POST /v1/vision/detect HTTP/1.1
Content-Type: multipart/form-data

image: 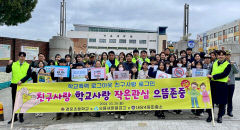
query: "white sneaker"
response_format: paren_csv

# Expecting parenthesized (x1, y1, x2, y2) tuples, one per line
(114, 114, 119, 119)
(39, 113, 43, 117)
(200, 112, 204, 116)
(120, 115, 125, 120)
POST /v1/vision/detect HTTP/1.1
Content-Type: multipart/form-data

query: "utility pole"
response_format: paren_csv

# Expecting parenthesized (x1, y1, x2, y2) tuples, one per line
(60, 0, 66, 37)
(183, 3, 189, 41)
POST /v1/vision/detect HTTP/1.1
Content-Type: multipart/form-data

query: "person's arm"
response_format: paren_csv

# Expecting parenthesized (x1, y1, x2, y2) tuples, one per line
(6, 64, 12, 73)
(212, 64, 231, 80)
(20, 66, 32, 83)
(232, 63, 239, 74)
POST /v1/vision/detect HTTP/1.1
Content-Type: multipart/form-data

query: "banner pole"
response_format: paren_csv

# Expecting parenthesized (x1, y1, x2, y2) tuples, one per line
(211, 108, 215, 127)
(11, 88, 19, 130)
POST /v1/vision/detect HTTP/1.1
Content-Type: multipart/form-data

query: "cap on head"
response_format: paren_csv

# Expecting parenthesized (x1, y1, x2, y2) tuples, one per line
(225, 50, 231, 55)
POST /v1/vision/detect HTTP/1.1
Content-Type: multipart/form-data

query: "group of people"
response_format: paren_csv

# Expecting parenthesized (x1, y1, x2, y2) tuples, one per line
(6, 47, 239, 124)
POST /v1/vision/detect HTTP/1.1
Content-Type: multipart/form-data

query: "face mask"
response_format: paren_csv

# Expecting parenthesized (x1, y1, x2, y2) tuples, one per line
(177, 64, 182, 67)
(119, 67, 124, 71)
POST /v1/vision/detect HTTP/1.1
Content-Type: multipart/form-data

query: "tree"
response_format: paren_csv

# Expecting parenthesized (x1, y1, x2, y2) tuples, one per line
(0, 0, 38, 26)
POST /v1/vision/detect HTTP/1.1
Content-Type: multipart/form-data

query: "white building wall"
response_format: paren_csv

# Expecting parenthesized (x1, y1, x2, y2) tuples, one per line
(67, 31, 158, 55)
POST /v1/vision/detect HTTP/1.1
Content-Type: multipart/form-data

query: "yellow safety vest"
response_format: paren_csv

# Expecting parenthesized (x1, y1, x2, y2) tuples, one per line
(11, 61, 30, 84)
(211, 60, 229, 83)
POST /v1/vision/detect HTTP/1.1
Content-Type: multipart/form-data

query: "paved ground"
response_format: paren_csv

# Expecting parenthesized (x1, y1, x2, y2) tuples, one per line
(0, 81, 239, 130)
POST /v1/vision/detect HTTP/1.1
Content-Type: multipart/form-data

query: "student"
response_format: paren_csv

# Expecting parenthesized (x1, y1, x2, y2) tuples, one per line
(119, 52, 126, 63)
(83, 54, 90, 63)
(192, 53, 201, 68)
(51, 58, 71, 120)
(106, 65, 116, 81)
(87, 60, 104, 117)
(160, 52, 166, 62)
(75, 54, 84, 64)
(186, 48, 194, 63)
(148, 61, 167, 119)
(150, 50, 156, 57)
(155, 54, 161, 63)
(55, 54, 61, 65)
(180, 50, 187, 58)
(65, 54, 72, 67)
(129, 65, 138, 80)
(203, 54, 212, 71)
(164, 48, 171, 60)
(168, 54, 176, 67)
(138, 62, 149, 79)
(32, 61, 45, 83)
(114, 64, 127, 120)
(101, 52, 108, 67)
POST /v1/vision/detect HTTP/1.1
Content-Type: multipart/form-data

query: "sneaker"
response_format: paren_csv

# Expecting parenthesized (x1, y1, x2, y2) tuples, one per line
(19, 117, 24, 123)
(138, 111, 143, 115)
(120, 115, 125, 120)
(7, 118, 18, 124)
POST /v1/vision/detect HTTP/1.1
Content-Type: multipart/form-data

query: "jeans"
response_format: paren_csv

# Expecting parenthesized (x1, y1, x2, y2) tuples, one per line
(191, 97, 199, 108)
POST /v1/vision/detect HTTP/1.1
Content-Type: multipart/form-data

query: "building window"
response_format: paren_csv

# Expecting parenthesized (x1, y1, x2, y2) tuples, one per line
(110, 35, 112, 37)
(123, 35, 126, 38)
(149, 40, 156, 42)
(119, 39, 126, 43)
(228, 37, 233, 42)
(117, 35, 119, 37)
(109, 39, 116, 43)
(130, 35, 133, 38)
(89, 38, 96, 42)
(108, 47, 117, 50)
(234, 36, 239, 42)
(234, 25, 239, 32)
(228, 27, 234, 34)
(98, 47, 108, 49)
(214, 33, 217, 38)
(129, 39, 136, 44)
(88, 46, 98, 49)
(99, 39, 106, 43)
(118, 47, 127, 50)
(139, 40, 146, 44)
(218, 31, 222, 36)
(223, 29, 228, 35)
(218, 40, 223, 45)
(128, 47, 137, 50)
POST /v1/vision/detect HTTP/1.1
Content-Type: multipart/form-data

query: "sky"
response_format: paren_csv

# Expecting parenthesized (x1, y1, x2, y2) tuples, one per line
(0, 0, 240, 42)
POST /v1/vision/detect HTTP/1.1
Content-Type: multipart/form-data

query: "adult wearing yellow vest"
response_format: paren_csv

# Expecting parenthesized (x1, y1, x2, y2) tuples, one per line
(6, 52, 32, 124)
(206, 50, 231, 123)
(105, 51, 119, 74)
(138, 50, 150, 70)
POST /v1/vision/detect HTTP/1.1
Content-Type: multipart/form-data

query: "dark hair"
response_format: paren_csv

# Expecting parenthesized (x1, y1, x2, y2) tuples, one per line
(217, 50, 226, 56)
(55, 54, 61, 58)
(110, 65, 117, 69)
(186, 48, 192, 51)
(65, 54, 72, 59)
(180, 50, 187, 55)
(149, 56, 156, 61)
(168, 54, 176, 62)
(141, 62, 149, 70)
(73, 63, 84, 68)
(210, 52, 216, 56)
(175, 58, 183, 67)
(38, 68, 46, 73)
(130, 64, 138, 79)
(164, 48, 170, 51)
(19, 52, 26, 57)
(157, 61, 165, 71)
(133, 49, 139, 53)
(75, 54, 83, 63)
(141, 50, 147, 54)
(150, 49, 156, 53)
(194, 53, 200, 58)
(38, 53, 44, 56)
(195, 61, 203, 68)
(119, 52, 126, 61)
(126, 53, 133, 58)
(37, 61, 45, 68)
(84, 54, 89, 57)
(191, 82, 198, 86)
(58, 58, 66, 63)
(101, 52, 108, 62)
(117, 63, 125, 71)
(108, 51, 115, 55)
(48, 60, 55, 65)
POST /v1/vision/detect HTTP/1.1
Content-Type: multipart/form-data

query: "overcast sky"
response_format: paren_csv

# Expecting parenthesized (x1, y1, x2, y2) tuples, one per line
(1, 0, 240, 42)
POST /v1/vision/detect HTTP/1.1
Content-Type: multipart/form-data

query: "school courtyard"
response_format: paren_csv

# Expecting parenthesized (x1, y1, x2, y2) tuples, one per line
(0, 81, 239, 130)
